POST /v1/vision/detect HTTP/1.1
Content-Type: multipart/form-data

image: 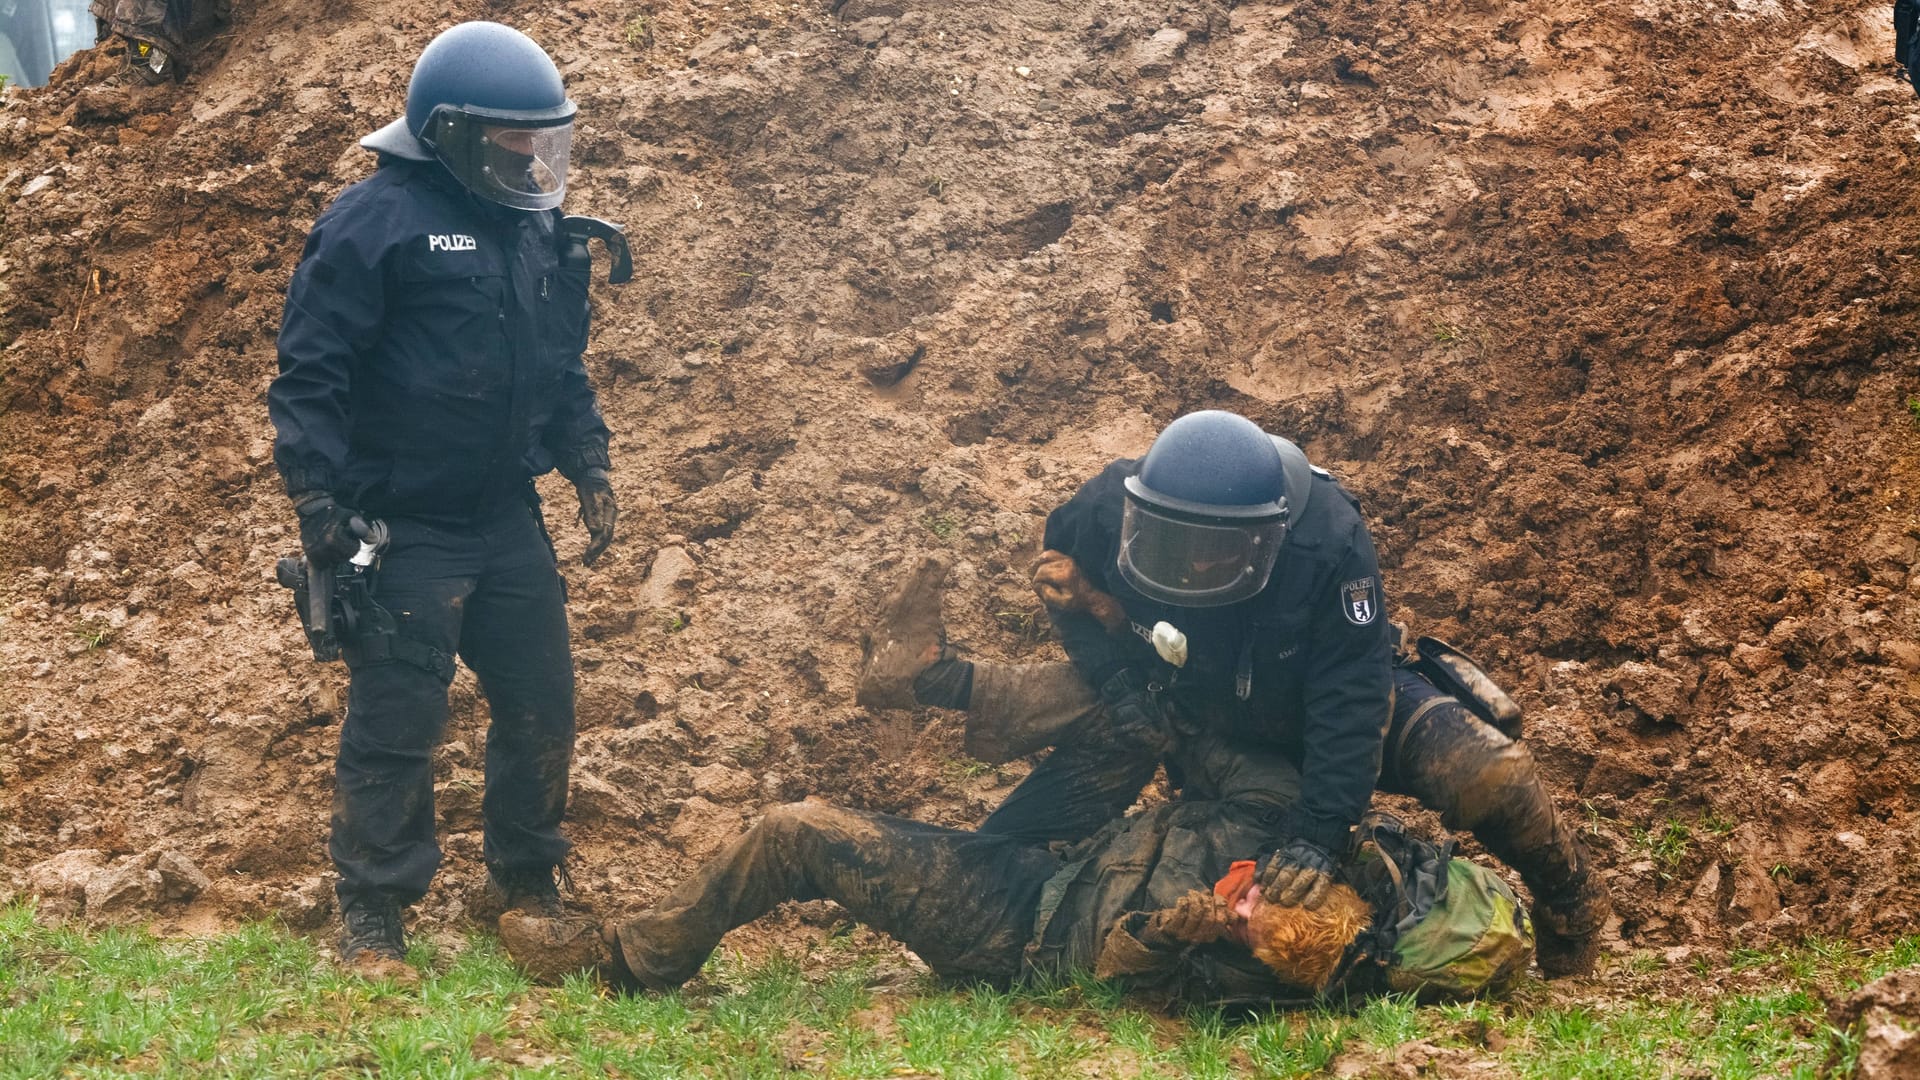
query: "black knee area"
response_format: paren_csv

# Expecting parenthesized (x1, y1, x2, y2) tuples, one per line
(913, 658, 974, 709)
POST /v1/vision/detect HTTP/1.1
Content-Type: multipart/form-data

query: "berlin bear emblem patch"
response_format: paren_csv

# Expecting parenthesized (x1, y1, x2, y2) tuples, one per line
(1342, 577, 1379, 626)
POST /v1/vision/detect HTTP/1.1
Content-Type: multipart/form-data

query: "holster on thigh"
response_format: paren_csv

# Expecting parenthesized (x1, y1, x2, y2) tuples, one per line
(964, 661, 1102, 764)
(342, 603, 457, 683)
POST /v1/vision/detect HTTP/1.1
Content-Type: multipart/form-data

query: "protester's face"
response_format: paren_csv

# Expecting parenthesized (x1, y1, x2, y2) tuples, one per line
(1226, 884, 1263, 946)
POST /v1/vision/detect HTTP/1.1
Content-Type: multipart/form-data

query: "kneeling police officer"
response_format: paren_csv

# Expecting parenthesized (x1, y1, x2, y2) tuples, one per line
(861, 410, 1612, 977)
(269, 22, 627, 979)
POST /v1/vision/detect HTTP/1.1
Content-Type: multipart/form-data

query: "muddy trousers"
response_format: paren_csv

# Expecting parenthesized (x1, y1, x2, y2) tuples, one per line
(949, 661, 1589, 902)
(610, 803, 1062, 989)
(333, 506, 575, 910)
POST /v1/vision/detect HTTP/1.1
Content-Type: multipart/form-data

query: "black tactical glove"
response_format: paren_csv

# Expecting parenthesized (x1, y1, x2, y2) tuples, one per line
(1257, 838, 1336, 910)
(574, 467, 617, 567)
(293, 491, 363, 567)
(1099, 669, 1173, 756)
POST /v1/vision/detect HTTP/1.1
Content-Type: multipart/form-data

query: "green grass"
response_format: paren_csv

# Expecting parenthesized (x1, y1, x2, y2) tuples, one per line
(2, 901, 1917, 1078)
(922, 511, 962, 542)
(1632, 818, 1693, 880)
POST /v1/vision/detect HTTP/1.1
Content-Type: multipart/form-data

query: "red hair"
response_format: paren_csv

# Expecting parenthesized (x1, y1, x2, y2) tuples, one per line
(1244, 885, 1372, 992)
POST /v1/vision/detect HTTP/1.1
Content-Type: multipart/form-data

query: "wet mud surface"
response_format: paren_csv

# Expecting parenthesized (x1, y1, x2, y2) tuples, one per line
(0, 0, 1918, 977)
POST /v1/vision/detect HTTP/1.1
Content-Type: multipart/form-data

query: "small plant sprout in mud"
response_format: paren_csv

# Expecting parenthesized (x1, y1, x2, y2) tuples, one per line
(1431, 320, 1464, 344)
(1907, 394, 1920, 427)
(71, 617, 113, 651)
(993, 608, 1051, 645)
(922, 511, 961, 542)
(625, 13, 653, 48)
(1580, 799, 1618, 837)
(940, 757, 992, 785)
(1634, 819, 1692, 881)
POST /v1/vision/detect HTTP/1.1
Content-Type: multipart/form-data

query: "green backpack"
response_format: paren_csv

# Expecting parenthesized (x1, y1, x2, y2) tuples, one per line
(1330, 814, 1535, 1002)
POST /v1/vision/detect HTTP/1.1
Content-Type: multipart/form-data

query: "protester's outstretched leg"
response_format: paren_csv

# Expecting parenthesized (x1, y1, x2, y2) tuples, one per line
(856, 554, 961, 710)
(963, 659, 1103, 763)
(505, 804, 1060, 989)
(1382, 669, 1610, 977)
(854, 551, 1104, 753)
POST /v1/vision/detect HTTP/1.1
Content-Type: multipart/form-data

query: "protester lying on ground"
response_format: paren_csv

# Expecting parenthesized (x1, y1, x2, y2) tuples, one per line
(498, 750, 1532, 1009)
(857, 409, 1609, 977)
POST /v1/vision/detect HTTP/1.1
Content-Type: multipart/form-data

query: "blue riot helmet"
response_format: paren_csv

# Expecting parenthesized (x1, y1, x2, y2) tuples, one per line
(1118, 411, 1291, 607)
(360, 22, 576, 211)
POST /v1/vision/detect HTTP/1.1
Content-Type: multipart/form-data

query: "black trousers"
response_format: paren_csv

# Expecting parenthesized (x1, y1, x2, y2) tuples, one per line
(332, 505, 575, 908)
(611, 803, 1061, 989)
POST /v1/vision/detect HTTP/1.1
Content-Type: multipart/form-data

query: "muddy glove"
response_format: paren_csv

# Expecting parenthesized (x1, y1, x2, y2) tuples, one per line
(574, 467, 617, 567)
(1257, 838, 1336, 910)
(293, 491, 363, 567)
(1143, 889, 1235, 946)
(1099, 669, 1173, 757)
(1032, 549, 1128, 634)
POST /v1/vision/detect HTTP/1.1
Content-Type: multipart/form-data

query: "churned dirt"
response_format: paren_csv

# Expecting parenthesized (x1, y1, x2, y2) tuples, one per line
(2, 0, 1918, 985)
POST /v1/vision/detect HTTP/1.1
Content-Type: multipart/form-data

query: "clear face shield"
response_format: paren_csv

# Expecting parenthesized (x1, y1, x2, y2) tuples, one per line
(477, 122, 572, 207)
(425, 105, 575, 211)
(1116, 499, 1286, 608)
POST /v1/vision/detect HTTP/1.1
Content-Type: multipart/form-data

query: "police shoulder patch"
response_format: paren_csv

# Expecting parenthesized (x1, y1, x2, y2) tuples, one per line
(1341, 576, 1380, 626)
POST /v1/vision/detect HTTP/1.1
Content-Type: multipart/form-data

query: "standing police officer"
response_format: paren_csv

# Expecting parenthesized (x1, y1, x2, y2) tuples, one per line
(269, 22, 621, 978)
(860, 410, 1611, 976)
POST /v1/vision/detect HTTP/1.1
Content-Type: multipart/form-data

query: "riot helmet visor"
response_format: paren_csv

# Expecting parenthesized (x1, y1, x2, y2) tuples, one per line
(425, 105, 576, 211)
(479, 120, 572, 204)
(1117, 498, 1285, 607)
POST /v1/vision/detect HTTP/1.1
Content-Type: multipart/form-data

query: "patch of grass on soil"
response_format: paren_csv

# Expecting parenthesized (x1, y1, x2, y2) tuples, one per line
(2, 901, 1915, 1078)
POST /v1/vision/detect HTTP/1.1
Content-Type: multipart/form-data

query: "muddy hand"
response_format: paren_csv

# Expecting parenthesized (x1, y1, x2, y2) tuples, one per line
(1147, 889, 1235, 945)
(575, 468, 617, 567)
(1031, 550, 1127, 633)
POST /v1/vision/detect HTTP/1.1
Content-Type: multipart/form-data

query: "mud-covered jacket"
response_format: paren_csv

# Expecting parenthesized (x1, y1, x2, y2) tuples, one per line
(1022, 793, 1306, 1009)
(1041, 457, 1395, 859)
(269, 159, 609, 523)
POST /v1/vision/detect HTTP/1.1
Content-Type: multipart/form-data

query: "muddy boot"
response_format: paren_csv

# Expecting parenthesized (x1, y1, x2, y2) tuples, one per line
(1531, 844, 1612, 979)
(498, 912, 636, 988)
(339, 899, 420, 987)
(857, 554, 960, 710)
(489, 865, 568, 918)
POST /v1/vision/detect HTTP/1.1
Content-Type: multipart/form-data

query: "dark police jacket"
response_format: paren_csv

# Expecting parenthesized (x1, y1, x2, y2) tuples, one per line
(269, 159, 610, 523)
(1041, 457, 1395, 859)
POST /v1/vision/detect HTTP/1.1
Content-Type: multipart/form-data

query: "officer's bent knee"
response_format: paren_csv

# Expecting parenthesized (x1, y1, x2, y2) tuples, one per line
(1445, 741, 1542, 824)
(760, 800, 834, 835)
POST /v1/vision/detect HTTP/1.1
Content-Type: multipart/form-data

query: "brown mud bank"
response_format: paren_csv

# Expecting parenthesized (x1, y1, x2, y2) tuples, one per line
(1, 0, 1917, 970)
